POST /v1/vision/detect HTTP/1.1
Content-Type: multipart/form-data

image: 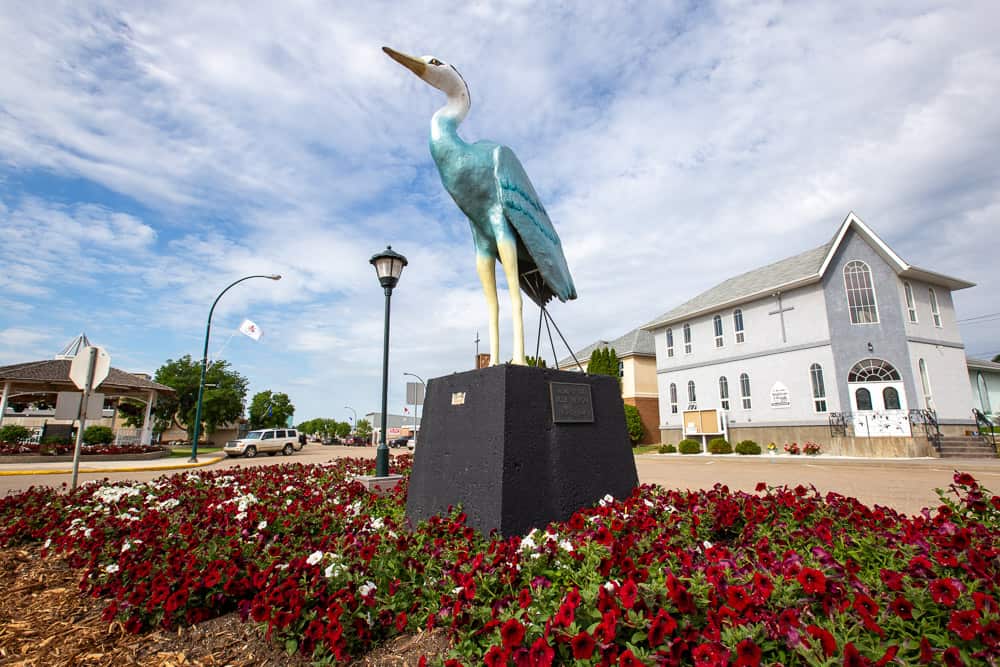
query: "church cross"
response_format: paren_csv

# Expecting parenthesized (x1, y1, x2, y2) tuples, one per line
(475, 331, 481, 357)
(768, 292, 795, 343)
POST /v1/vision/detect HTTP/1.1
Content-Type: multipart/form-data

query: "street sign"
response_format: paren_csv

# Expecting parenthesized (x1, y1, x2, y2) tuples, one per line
(69, 346, 110, 391)
(55, 391, 105, 420)
(406, 382, 425, 405)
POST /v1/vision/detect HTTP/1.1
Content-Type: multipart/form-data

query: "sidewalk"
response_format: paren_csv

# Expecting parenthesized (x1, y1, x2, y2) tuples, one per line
(0, 454, 227, 476)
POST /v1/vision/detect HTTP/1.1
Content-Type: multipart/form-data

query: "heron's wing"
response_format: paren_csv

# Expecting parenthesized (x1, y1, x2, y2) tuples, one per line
(493, 145, 577, 304)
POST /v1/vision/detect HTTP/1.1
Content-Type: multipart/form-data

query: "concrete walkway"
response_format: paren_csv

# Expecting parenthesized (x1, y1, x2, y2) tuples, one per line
(0, 454, 227, 475)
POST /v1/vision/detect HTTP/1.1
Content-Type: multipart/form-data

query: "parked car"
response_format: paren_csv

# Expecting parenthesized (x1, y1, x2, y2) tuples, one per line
(224, 428, 301, 458)
(389, 436, 410, 448)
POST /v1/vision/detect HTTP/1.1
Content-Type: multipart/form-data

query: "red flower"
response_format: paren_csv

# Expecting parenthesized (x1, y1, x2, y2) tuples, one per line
(570, 631, 595, 660)
(528, 637, 554, 667)
(918, 637, 935, 663)
(752, 573, 773, 601)
(565, 587, 581, 608)
(889, 596, 913, 620)
(734, 638, 762, 667)
(943, 646, 965, 667)
(484, 645, 508, 667)
(726, 585, 750, 611)
(947, 609, 981, 641)
(879, 568, 904, 591)
(843, 643, 869, 667)
(620, 579, 639, 609)
(553, 601, 575, 627)
(692, 642, 729, 667)
(518, 588, 532, 609)
(874, 645, 899, 667)
(953, 472, 976, 487)
(806, 625, 837, 657)
(929, 578, 962, 607)
(648, 609, 677, 647)
(619, 650, 643, 667)
(501, 618, 525, 648)
(853, 594, 879, 618)
(983, 621, 1000, 647)
(797, 567, 826, 595)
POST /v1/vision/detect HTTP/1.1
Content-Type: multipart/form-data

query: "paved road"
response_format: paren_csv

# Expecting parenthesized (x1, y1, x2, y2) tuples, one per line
(2, 446, 998, 516)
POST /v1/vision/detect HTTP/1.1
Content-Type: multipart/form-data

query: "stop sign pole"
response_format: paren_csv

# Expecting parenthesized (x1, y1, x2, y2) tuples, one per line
(70, 347, 99, 491)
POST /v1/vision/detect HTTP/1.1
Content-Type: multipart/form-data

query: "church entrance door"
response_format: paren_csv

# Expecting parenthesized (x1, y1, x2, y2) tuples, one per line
(849, 381, 911, 437)
(847, 358, 911, 437)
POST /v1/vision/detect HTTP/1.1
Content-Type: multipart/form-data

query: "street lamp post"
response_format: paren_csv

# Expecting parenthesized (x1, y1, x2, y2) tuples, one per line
(189, 274, 281, 462)
(370, 246, 407, 478)
(344, 405, 357, 437)
(403, 372, 425, 441)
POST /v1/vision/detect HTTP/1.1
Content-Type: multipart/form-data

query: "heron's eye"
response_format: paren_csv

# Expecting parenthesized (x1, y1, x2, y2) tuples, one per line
(429, 58, 442, 66)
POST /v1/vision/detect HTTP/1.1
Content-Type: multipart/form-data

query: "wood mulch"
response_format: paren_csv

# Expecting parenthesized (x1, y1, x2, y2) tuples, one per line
(0, 547, 451, 666)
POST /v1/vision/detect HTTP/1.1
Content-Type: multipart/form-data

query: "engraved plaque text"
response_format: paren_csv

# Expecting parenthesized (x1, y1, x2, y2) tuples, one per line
(550, 382, 594, 423)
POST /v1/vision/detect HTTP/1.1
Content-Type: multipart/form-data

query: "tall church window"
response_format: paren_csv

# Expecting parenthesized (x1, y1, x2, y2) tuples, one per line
(687, 380, 697, 409)
(977, 372, 992, 414)
(713, 315, 724, 347)
(929, 288, 942, 327)
(719, 376, 730, 410)
(683, 323, 692, 354)
(883, 387, 901, 410)
(739, 373, 751, 409)
(810, 363, 827, 413)
(843, 261, 879, 324)
(669, 383, 678, 414)
(666, 328, 674, 358)
(618, 360, 624, 378)
(733, 308, 745, 343)
(918, 359, 934, 410)
(904, 282, 918, 323)
(855, 387, 873, 411)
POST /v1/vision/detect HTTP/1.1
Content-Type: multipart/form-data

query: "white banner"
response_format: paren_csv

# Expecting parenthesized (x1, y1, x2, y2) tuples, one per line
(239, 319, 262, 341)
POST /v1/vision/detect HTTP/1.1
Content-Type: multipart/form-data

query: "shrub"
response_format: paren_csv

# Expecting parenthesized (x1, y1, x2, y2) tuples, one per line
(623, 404, 644, 444)
(707, 437, 732, 454)
(803, 441, 822, 456)
(658, 443, 677, 454)
(83, 425, 115, 446)
(735, 439, 761, 455)
(678, 438, 701, 454)
(784, 442, 801, 455)
(0, 425, 32, 443)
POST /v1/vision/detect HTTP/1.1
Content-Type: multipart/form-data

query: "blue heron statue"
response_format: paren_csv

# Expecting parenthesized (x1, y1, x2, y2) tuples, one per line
(384, 47, 577, 366)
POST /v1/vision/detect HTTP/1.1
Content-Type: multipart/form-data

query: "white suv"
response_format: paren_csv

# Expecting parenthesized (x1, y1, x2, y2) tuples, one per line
(224, 428, 301, 458)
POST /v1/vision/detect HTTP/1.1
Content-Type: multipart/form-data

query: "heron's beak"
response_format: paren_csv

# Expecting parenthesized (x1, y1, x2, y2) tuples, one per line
(382, 46, 426, 78)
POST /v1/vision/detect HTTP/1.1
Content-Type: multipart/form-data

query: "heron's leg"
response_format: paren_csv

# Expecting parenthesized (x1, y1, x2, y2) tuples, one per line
(497, 237, 525, 365)
(475, 253, 500, 366)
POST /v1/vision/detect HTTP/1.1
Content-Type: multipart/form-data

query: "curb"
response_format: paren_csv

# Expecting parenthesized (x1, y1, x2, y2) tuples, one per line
(0, 455, 227, 476)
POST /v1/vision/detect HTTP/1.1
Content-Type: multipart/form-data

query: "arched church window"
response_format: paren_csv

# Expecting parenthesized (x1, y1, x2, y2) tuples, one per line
(848, 358, 900, 382)
(713, 315, 724, 347)
(683, 323, 692, 354)
(669, 383, 678, 414)
(719, 376, 730, 410)
(733, 309, 745, 343)
(918, 359, 934, 410)
(665, 328, 674, 358)
(929, 288, 942, 327)
(687, 380, 697, 409)
(903, 282, 917, 323)
(882, 386, 901, 410)
(740, 373, 752, 409)
(843, 261, 879, 324)
(855, 387, 873, 411)
(810, 363, 827, 413)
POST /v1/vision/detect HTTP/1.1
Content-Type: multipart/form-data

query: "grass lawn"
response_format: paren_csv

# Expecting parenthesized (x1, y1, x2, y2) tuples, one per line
(632, 444, 662, 455)
(169, 446, 223, 458)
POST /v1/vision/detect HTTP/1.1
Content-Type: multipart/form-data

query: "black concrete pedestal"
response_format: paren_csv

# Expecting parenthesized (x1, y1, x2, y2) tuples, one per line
(405, 364, 639, 537)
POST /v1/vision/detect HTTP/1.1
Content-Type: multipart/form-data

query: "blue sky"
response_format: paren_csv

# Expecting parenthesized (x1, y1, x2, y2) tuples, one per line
(2, 1, 998, 423)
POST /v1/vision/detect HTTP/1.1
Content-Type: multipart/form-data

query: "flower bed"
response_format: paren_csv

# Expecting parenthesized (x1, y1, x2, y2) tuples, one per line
(0, 441, 166, 456)
(1, 459, 997, 666)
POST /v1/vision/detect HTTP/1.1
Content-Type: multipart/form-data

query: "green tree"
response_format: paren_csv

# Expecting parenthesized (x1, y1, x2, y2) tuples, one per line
(334, 420, 351, 438)
(0, 424, 32, 443)
(152, 355, 249, 442)
(624, 404, 644, 444)
(608, 348, 620, 379)
(993, 353, 1000, 363)
(83, 425, 114, 445)
(355, 418, 373, 441)
(248, 391, 295, 429)
(588, 348, 604, 375)
(116, 398, 147, 428)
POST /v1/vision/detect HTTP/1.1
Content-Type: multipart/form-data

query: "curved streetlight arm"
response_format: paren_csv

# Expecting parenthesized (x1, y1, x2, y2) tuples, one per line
(190, 274, 281, 462)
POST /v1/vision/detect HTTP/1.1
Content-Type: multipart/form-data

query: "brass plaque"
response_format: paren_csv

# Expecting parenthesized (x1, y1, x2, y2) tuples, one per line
(550, 382, 594, 423)
(451, 392, 466, 406)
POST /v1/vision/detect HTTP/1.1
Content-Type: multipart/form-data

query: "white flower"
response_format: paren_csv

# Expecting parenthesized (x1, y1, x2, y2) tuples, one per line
(369, 517, 384, 530)
(603, 581, 617, 592)
(358, 581, 377, 597)
(599, 494, 614, 507)
(257, 520, 268, 531)
(558, 540, 574, 552)
(324, 563, 338, 578)
(452, 586, 464, 596)
(105, 563, 119, 574)
(519, 533, 537, 552)
(121, 541, 131, 553)
(644, 499, 654, 508)
(703, 540, 713, 550)
(306, 550, 324, 566)
(43, 538, 52, 549)
(275, 563, 288, 571)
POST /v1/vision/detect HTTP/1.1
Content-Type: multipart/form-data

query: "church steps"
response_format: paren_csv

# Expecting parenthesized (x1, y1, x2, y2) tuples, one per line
(935, 436, 997, 459)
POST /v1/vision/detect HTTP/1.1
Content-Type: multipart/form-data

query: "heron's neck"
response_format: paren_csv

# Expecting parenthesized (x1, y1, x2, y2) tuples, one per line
(431, 88, 470, 144)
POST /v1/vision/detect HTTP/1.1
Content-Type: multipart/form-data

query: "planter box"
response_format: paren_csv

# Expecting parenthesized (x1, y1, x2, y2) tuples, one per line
(0, 449, 171, 464)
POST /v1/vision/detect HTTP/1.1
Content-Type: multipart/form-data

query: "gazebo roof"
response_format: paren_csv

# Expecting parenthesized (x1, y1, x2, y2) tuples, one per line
(0, 359, 174, 397)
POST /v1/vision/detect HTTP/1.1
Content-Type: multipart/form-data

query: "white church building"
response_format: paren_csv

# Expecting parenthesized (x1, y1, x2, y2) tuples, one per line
(640, 213, 980, 457)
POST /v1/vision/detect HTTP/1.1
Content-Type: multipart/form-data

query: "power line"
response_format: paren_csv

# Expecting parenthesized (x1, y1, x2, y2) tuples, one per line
(958, 315, 1000, 327)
